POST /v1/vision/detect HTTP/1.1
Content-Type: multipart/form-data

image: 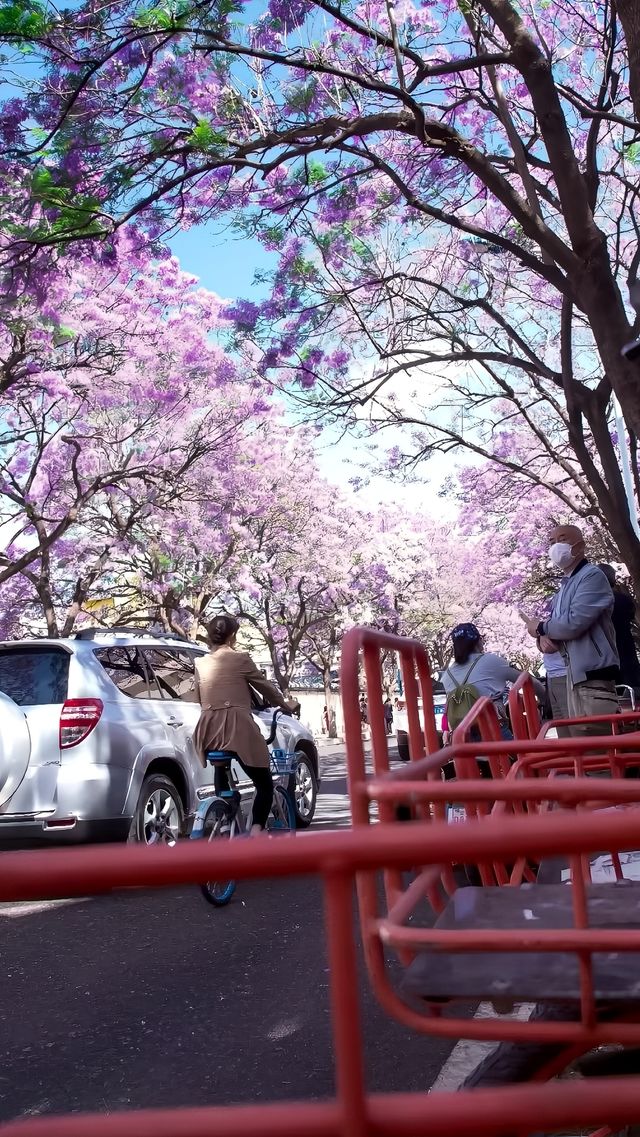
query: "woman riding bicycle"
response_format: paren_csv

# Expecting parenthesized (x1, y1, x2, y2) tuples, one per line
(194, 614, 297, 835)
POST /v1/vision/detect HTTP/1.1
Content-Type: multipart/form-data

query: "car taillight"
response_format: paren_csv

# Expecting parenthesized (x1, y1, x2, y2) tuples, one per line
(59, 698, 103, 749)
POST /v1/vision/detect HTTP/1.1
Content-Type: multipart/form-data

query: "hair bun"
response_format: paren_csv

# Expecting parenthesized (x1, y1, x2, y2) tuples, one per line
(207, 613, 240, 645)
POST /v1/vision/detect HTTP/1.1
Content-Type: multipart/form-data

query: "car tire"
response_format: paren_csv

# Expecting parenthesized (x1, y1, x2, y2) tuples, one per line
(128, 774, 185, 846)
(288, 752, 318, 828)
(397, 731, 410, 762)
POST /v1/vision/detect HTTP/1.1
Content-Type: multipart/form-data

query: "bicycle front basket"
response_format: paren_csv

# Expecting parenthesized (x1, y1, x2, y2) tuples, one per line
(270, 750, 298, 775)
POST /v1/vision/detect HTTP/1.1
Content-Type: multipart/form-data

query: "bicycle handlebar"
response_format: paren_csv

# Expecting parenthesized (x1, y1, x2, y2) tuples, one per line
(265, 701, 301, 745)
(266, 708, 283, 745)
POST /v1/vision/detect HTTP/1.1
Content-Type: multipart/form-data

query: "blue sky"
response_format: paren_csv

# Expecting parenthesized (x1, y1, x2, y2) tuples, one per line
(168, 229, 277, 300)
(168, 225, 458, 514)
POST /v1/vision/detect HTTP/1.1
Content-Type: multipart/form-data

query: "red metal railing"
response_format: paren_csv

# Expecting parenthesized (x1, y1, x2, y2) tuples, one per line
(5, 626, 640, 1135)
(538, 710, 640, 737)
(508, 672, 542, 739)
(341, 625, 439, 798)
(341, 626, 640, 1047)
(6, 1079, 640, 1137)
(453, 670, 640, 744)
(6, 815, 640, 1135)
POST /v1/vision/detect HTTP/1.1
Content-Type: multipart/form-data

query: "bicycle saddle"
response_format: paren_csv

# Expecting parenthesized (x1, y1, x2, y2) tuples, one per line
(205, 750, 238, 765)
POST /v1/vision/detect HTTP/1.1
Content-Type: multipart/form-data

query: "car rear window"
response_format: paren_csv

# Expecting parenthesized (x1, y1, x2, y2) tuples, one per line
(0, 647, 70, 706)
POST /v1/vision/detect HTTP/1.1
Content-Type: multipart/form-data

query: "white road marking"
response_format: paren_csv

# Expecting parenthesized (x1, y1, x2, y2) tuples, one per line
(0, 897, 89, 919)
(431, 1001, 535, 1091)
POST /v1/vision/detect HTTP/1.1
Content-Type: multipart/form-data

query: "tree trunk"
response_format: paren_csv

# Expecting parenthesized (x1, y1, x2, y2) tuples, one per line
(560, 296, 640, 593)
(618, 0, 640, 125)
(61, 546, 113, 636)
(562, 257, 640, 591)
(574, 241, 640, 437)
(36, 578, 59, 637)
(588, 314, 640, 439)
(579, 393, 640, 597)
(30, 536, 59, 637)
(265, 639, 292, 697)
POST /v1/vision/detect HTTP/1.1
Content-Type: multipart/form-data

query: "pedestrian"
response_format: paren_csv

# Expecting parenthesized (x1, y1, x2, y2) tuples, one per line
(383, 697, 394, 735)
(597, 564, 640, 693)
(442, 622, 545, 738)
(359, 692, 368, 724)
(321, 704, 330, 734)
(521, 526, 619, 734)
(194, 614, 298, 835)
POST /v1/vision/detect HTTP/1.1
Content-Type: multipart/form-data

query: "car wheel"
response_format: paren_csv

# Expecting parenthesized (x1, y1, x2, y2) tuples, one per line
(397, 731, 410, 762)
(288, 753, 317, 828)
(129, 774, 184, 846)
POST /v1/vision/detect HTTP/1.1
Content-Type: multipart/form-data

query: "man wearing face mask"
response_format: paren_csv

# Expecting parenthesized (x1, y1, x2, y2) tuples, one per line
(521, 525, 619, 730)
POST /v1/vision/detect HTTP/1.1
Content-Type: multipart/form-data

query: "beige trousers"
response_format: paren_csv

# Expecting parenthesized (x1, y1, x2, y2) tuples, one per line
(547, 675, 571, 738)
(566, 678, 619, 737)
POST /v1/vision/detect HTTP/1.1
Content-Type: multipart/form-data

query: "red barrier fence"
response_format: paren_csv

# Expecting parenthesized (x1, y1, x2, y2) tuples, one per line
(5, 626, 640, 1135)
(341, 627, 640, 1049)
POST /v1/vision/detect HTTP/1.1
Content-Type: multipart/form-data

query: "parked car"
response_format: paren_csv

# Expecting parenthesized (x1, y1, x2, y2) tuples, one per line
(0, 629, 320, 846)
(395, 678, 446, 761)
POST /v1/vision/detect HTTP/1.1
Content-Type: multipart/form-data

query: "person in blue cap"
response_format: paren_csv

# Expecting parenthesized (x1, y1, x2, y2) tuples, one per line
(442, 622, 545, 738)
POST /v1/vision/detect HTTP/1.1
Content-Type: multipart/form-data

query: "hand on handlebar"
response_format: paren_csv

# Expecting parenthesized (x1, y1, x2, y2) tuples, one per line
(266, 701, 301, 744)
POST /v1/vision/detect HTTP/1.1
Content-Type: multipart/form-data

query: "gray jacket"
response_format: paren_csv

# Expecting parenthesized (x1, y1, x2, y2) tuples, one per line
(544, 561, 618, 685)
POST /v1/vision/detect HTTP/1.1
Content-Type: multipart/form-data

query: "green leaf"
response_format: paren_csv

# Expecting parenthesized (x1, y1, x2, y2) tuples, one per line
(286, 80, 317, 112)
(0, 0, 50, 37)
(307, 159, 328, 186)
(187, 119, 227, 152)
(31, 167, 71, 208)
(291, 254, 317, 280)
(625, 142, 640, 165)
(31, 167, 53, 195)
(133, 5, 174, 29)
(262, 225, 285, 246)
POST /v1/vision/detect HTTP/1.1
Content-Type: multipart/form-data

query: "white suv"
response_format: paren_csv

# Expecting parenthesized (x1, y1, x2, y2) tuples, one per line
(0, 629, 320, 845)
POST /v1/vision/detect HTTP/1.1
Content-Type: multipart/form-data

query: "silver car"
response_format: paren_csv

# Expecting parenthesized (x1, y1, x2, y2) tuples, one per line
(0, 629, 320, 845)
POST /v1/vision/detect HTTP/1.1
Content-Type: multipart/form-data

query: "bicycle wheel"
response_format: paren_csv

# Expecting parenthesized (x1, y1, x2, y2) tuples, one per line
(266, 784, 295, 834)
(200, 800, 237, 907)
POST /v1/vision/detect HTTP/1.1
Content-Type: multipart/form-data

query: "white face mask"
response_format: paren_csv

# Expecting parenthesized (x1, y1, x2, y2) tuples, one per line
(549, 541, 574, 570)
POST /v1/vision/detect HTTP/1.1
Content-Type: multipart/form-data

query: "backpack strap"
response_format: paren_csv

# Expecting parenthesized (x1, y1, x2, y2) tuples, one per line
(447, 656, 481, 691)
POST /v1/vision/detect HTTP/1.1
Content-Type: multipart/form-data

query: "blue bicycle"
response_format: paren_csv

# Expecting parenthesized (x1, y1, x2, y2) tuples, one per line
(191, 711, 296, 907)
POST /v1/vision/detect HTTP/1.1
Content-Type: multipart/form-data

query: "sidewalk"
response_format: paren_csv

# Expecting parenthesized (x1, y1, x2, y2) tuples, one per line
(316, 735, 401, 762)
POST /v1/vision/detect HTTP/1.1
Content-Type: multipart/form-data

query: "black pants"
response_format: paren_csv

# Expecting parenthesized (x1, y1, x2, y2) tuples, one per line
(214, 761, 273, 829)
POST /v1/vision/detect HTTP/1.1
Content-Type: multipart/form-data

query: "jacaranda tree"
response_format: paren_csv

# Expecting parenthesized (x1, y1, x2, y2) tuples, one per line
(2, 0, 640, 584)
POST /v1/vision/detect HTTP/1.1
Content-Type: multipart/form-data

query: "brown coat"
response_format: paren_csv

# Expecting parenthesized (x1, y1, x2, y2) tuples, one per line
(193, 645, 289, 769)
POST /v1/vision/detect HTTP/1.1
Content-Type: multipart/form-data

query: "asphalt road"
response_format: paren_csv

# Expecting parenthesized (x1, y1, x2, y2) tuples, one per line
(0, 743, 455, 1123)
